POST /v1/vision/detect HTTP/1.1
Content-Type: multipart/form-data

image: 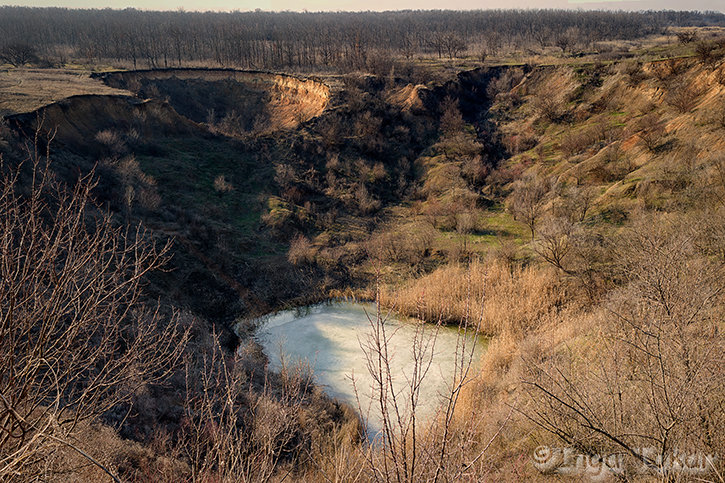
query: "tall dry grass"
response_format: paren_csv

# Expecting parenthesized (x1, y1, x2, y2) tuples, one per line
(376, 256, 592, 480)
(381, 257, 566, 338)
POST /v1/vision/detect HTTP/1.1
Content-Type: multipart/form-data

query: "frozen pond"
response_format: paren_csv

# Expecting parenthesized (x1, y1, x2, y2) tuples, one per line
(251, 302, 484, 439)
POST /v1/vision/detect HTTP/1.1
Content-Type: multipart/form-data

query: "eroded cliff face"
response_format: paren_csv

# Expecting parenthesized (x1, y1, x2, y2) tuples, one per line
(94, 69, 330, 132)
(488, 58, 725, 210)
(4, 94, 202, 151)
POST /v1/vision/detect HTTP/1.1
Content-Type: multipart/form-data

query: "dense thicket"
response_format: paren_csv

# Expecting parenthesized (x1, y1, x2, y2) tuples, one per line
(1, 7, 724, 71)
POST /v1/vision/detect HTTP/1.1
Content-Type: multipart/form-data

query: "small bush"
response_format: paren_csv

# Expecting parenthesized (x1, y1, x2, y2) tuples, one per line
(676, 30, 698, 44)
(621, 61, 648, 86)
(715, 64, 725, 86)
(652, 58, 686, 82)
(95, 129, 127, 155)
(287, 235, 317, 265)
(487, 68, 525, 99)
(213, 174, 233, 193)
(439, 96, 465, 136)
(665, 80, 704, 113)
(633, 113, 666, 152)
(532, 95, 564, 123)
(560, 122, 608, 157)
(356, 184, 381, 214)
(695, 41, 724, 67)
(502, 133, 538, 155)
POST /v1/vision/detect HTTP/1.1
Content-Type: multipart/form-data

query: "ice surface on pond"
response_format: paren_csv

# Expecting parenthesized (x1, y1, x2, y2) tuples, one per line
(252, 302, 483, 439)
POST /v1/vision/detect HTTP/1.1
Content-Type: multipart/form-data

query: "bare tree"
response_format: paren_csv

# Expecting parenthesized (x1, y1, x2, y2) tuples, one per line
(554, 184, 597, 223)
(439, 96, 465, 137)
(522, 214, 724, 478)
(665, 79, 704, 113)
(443, 33, 467, 59)
(635, 113, 666, 152)
(555, 27, 580, 54)
(351, 265, 509, 482)
(0, 42, 37, 67)
(676, 30, 698, 44)
(508, 173, 550, 240)
(0, 152, 187, 480)
(533, 217, 578, 274)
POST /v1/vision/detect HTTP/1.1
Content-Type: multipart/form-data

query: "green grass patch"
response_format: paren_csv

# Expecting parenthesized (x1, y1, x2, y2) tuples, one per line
(137, 136, 272, 233)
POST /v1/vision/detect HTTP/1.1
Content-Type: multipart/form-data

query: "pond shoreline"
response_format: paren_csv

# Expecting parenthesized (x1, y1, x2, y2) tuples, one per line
(242, 301, 486, 440)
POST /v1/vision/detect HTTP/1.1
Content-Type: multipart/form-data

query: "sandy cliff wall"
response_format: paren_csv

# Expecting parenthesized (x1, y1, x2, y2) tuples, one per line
(94, 69, 330, 131)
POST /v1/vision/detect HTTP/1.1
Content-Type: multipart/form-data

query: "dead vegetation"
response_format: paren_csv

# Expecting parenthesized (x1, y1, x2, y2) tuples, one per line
(380, 257, 564, 337)
(0, 153, 187, 480)
(0, 69, 130, 117)
(2, 25, 725, 482)
(522, 213, 724, 476)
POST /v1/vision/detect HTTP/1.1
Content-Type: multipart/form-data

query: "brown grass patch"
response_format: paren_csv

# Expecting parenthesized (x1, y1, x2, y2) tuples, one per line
(381, 257, 566, 337)
(0, 68, 130, 117)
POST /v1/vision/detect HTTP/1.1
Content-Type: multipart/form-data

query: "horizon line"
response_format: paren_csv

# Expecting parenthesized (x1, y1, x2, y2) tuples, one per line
(1, 4, 725, 13)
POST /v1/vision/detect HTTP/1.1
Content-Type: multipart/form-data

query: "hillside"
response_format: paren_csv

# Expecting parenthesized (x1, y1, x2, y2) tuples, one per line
(0, 25, 723, 481)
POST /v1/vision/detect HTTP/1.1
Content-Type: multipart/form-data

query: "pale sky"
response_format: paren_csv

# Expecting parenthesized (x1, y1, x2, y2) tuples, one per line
(2, 0, 724, 13)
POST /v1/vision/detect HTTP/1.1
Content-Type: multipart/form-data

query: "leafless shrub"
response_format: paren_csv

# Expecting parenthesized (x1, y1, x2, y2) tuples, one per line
(99, 155, 159, 216)
(487, 68, 525, 99)
(0, 155, 186, 480)
(439, 96, 465, 136)
(621, 61, 648, 86)
(356, 184, 381, 215)
(0, 42, 37, 67)
(95, 129, 127, 155)
(586, 147, 633, 183)
(695, 41, 723, 67)
(665, 79, 704, 113)
(502, 133, 538, 155)
(455, 211, 476, 234)
(560, 123, 608, 157)
(211, 109, 249, 137)
(180, 334, 314, 482)
(532, 94, 564, 124)
(507, 173, 551, 240)
(461, 154, 491, 186)
(138, 186, 161, 211)
(634, 113, 666, 152)
(705, 153, 725, 207)
(695, 205, 725, 262)
(353, 112, 383, 151)
(553, 184, 597, 223)
(652, 58, 686, 83)
(708, 100, 725, 129)
(287, 234, 317, 265)
(715, 64, 725, 86)
(366, 222, 437, 265)
(676, 30, 698, 44)
(533, 217, 579, 274)
(493, 237, 519, 267)
(213, 174, 233, 193)
(523, 214, 725, 478)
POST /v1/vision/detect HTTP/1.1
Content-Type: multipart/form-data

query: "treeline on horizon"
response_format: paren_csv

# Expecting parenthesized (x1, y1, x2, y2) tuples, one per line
(1, 7, 725, 71)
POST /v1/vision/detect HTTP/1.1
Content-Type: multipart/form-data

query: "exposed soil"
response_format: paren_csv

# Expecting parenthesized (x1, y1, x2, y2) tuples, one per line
(94, 68, 331, 133)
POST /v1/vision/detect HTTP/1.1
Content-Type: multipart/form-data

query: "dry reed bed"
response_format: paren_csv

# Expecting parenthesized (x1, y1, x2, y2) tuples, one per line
(381, 257, 567, 337)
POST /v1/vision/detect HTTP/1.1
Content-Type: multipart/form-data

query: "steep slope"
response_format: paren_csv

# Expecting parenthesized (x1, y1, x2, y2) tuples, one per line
(484, 58, 725, 220)
(94, 69, 330, 133)
(5, 94, 204, 152)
